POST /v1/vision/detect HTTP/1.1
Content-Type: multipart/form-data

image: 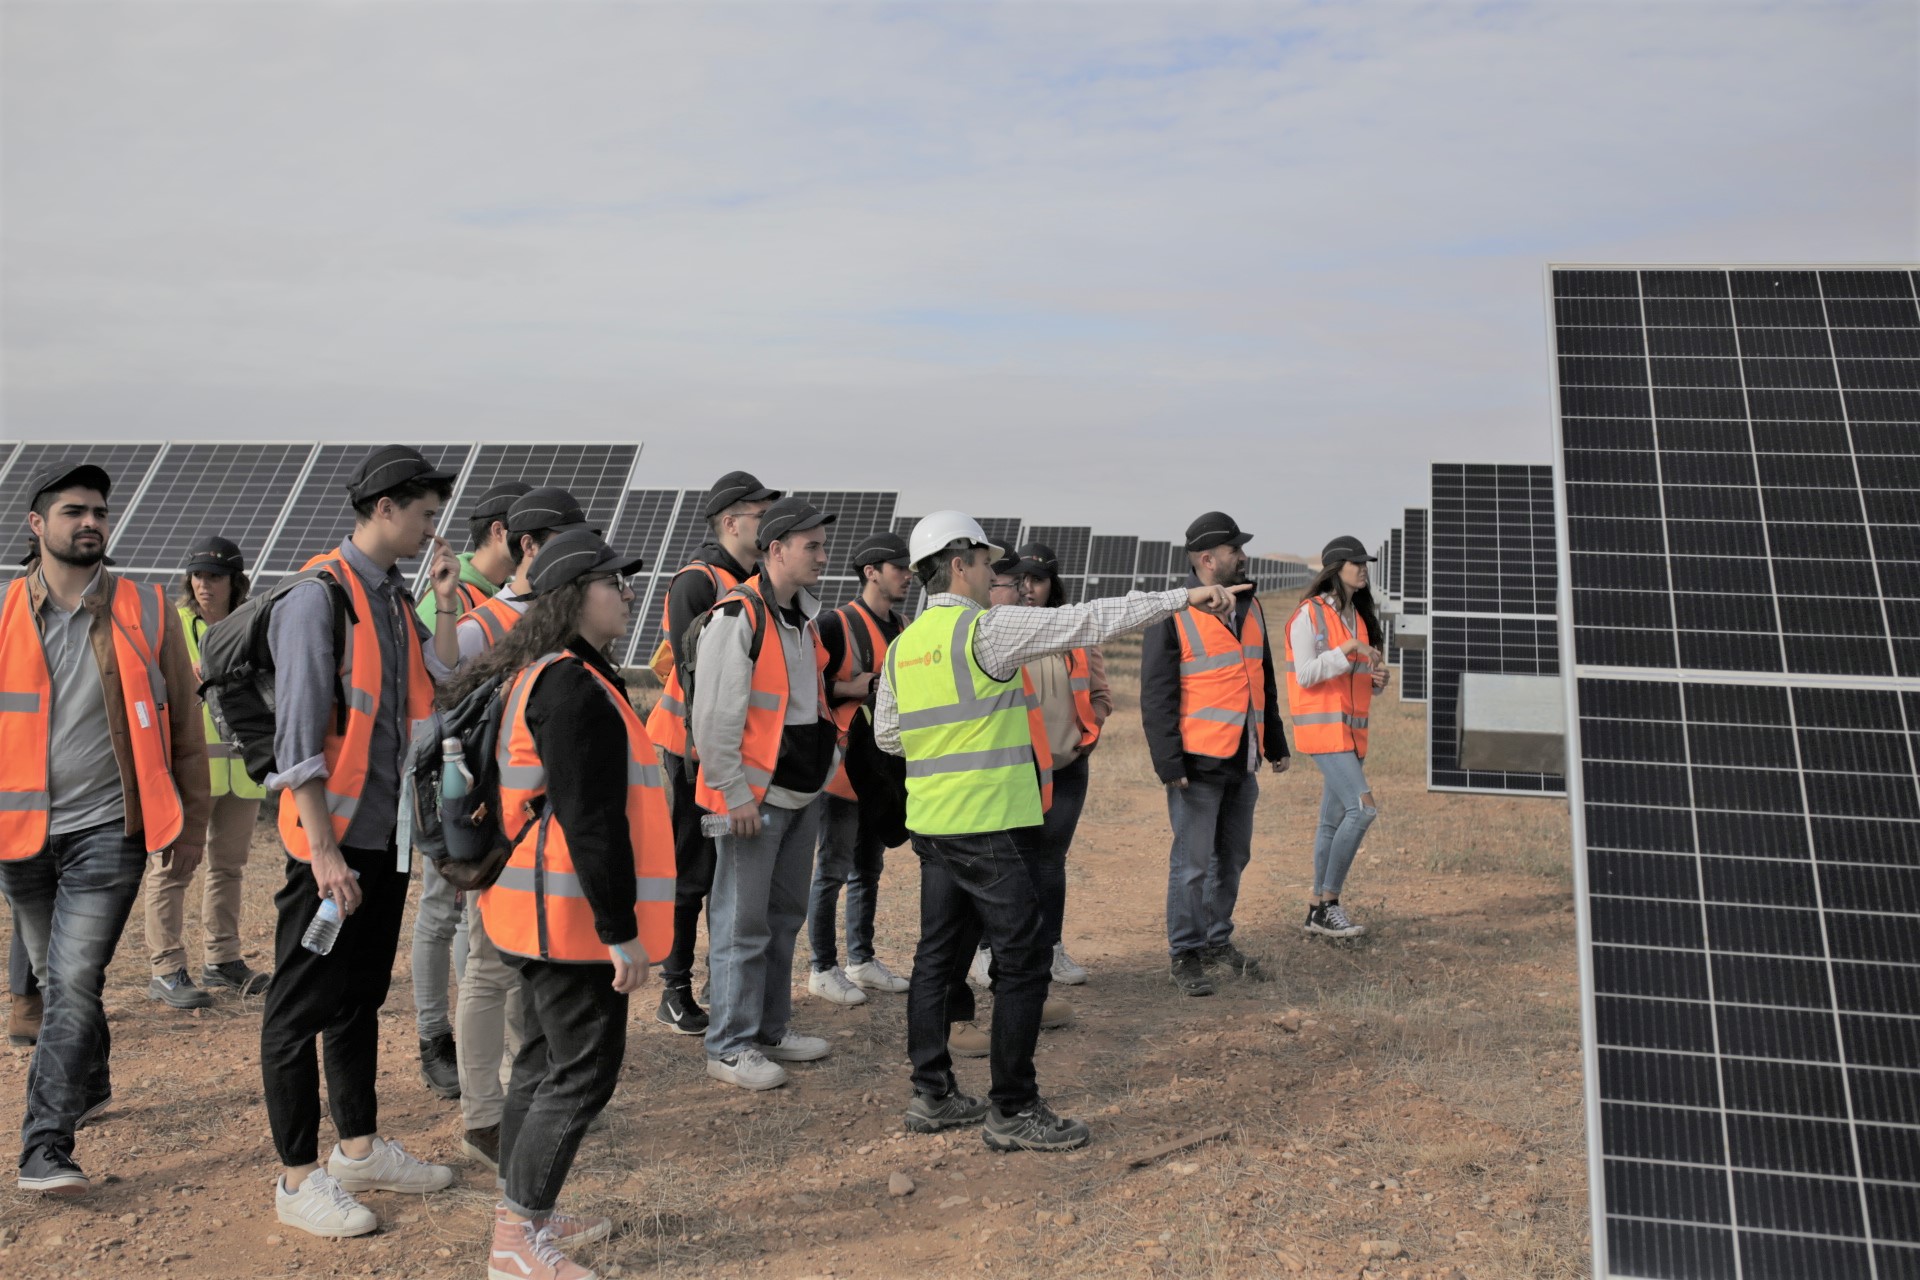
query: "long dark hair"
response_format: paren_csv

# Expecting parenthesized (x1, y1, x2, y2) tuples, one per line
(175, 570, 252, 619)
(1300, 558, 1382, 648)
(437, 581, 595, 708)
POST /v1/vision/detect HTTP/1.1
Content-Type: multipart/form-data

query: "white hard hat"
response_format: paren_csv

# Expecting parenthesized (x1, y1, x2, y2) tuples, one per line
(908, 510, 1003, 569)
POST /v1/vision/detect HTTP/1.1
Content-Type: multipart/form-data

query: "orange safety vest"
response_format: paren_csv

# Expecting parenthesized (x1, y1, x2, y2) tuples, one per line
(692, 576, 831, 814)
(824, 600, 894, 802)
(645, 560, 744, 759)
(455, 580, 493, 612)
(276, 553, 436, 861)
(1062, 647, 1102, 751)
(479, 651, 675, 964)
(458, 593, 523, 653)
(0, 575, 184, 859)
(1282, 595, 1373, 757)
(1172, 599, 1268, 761)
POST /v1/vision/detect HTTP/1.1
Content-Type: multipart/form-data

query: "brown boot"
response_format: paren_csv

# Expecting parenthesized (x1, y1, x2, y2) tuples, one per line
(489, 1205, 598, 1280)
(8, 992, 41, 1047)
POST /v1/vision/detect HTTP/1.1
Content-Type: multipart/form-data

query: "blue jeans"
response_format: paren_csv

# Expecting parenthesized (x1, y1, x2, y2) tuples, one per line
(1164, 771, 1259, 958)
(1310, 751, 1376, 897)
(411, 854, 469, 1040)
(0, 821, 146, 1162)
(807, 795, 884, 971)
(705, 799, 821, 1060)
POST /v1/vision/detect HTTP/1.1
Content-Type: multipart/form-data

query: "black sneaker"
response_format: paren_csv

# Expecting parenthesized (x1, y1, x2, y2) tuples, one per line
(1203, 942, 1268, 981)
(147, 968, 213, 1010)
(1305, 900, 1365, 939)
(983, 1100, 1090, 1152)
(461, 1124, 500, 1171)
(419, 1032, 461, 1100)
(1169, 951, 1215, 997)
(202, 959, 271, 995)
(18, 1145, 89, 1197)
(905, 1089, 990, 1133)
(656, 985, 708, 1036)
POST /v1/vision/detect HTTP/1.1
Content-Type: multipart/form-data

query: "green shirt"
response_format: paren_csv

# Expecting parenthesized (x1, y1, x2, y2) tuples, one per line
(416, 551, 502, 628)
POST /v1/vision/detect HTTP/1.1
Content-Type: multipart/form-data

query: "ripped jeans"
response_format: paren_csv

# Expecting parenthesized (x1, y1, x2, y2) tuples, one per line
(1309, 751, 1376, 897)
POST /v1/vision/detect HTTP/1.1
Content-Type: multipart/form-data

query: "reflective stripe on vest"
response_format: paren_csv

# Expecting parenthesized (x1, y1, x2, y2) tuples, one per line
(276, 553, 435, 861)
(180, 605, 265, 800)
(887, 605, 1053, 837)
(478, 650, 676, 964)
(0, 576, 186, 858)
(825, 600, 893, 802)
(645, 561, 742, 758)
(1173, 600, 1267, 760)
(1282, 595, 1373, 757)
(1063, 647, 1101, 749)
(691, 576, 831, 813)
(457, 595, 521, 654)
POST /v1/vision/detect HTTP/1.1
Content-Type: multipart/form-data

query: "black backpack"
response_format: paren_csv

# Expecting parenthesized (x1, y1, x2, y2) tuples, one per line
(402, 673, 515, 892)
(195, 568, 355, 785)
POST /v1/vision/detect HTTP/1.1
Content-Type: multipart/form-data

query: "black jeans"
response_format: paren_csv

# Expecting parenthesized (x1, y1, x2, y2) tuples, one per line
(906, 830, 1051, 1115)
(259, 844, 409, 1167)
(807, 794, 885, 971)
(1031, 754, 1090, 949)
(9, 923, 36, 997)
(660, 752, 717, 991)
(498, 958, 627, 1216)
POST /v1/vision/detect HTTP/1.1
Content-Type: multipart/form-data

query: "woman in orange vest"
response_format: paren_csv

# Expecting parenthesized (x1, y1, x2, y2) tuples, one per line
(1283, 536, 1391, 940)
(443, 529, 669, 1280)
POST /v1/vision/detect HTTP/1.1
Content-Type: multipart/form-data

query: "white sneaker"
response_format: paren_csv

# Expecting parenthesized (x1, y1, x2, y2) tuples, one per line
(1051, 944, 1089, 985)
(707, 1048, 789, 1090)
(277, 1168, 377, 1238)
(807, 966, 869, 1006)
(327, 1136, 456, 1194)
(846, 958, 909, 992)
(967, 946, 992, 990)
(759, 1030, 830, 1062)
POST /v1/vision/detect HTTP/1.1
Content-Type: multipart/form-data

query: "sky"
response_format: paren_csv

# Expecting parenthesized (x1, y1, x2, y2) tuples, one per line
(3, 1, 1915, 560)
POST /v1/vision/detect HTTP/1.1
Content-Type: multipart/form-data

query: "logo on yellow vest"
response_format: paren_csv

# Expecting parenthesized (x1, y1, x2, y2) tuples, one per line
(895, 645, 944, 670)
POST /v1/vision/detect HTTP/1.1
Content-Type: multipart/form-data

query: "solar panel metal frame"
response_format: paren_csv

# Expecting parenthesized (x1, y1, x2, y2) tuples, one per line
(1549, 263, 1920, 1280)
(1399, 507, 1431, 702)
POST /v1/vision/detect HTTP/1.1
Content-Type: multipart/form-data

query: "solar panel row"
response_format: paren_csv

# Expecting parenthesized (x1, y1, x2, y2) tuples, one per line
(1399, 507, 1431, 702)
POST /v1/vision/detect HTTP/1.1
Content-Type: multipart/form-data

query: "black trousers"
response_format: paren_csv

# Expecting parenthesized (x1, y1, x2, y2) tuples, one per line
(498, 957, 627, 1216)
(660, 751, 717, 990)
(259, 844, 409, 1167)
(8, 925, 35, 997)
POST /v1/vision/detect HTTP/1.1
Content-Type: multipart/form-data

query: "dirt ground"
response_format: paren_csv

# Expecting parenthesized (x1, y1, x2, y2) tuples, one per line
(0, 633, 1591, 1280)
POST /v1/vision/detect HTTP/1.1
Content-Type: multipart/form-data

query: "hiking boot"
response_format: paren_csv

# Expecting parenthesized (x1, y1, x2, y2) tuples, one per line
(1051, 944, 1089, 985)
(202, 959, 271, 995)
(147, 968, 213, 1010)
(18, 1145, 89, 1197)
(905, 1088, 990, 1133)
(948, 1021, 990, 1058)
(1040, 997, 1072, 1029)
(1305, 900, 1366, 939)
(7, 991, 41, 1046)
(983, 1100, 1091, 1153)
(420, 1031, 461, 1099)
(1204, 942, 1268, 980)
(489, 1213, 598, 1280)
(328, 1136, 455, 1194)
(759, 1031, 830, 1062)
(806, 966, 869, 1006)
(846, 958, 910, 992)
(537, 1207, 613, 1248)
(707, 1048, 788, 1091)
(655, 985, 708, 1036)
(276, 1168, 376, 1238)
(463, 1124, 501, 1171)
(967, 945, 992, 990)
(1170, 951, 1215, 997)
(77, 1093, 113, 1129)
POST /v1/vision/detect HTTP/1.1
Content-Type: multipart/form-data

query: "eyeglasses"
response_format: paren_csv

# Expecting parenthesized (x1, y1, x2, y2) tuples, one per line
(583, 573, 639, 592)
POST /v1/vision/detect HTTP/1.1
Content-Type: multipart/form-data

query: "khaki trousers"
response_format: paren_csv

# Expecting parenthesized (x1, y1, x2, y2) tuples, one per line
(457, 899, 530, 1130)
(144, 790, 260, 975)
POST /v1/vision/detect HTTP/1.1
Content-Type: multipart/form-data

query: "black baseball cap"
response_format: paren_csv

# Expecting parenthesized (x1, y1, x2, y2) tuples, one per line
(184, 534, 245, 576)
(850, 531, 911, 569)
(1319, 535, 1377, 565)
(24, 460, 112, 510)
(1008, 541, 1058, 579)
(508, 487, 598, 537)
(524, 530, 646, 597)
(345, 446, 458, 504)
(1184, 512, 1253, 553)
(755, 496, 835, 550)
(702, 470, 782, 520)
(466, 481, 534, 524)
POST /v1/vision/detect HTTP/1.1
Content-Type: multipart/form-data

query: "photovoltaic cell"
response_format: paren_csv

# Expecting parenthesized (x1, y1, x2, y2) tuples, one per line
(1551, 265, 1920, 1280)
(260, 443, 475, 575)
(1399, 507, 1430, 702)
(108, 443, 315, 571)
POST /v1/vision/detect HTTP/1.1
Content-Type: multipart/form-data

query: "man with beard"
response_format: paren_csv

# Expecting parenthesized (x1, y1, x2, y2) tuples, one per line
(0, 461, 211, 1195)
(1138, 513, 1290, 998)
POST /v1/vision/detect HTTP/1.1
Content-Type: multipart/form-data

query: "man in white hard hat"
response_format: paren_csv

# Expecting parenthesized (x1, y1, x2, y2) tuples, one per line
(875, 511, 1248, 1152)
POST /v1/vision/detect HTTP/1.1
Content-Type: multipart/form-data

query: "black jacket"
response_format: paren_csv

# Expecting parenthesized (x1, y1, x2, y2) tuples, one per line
(1139, 572, 1289, 785)
(664, 542, 754, 674)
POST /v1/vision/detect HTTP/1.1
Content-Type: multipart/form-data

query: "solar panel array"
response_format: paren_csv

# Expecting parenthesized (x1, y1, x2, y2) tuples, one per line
(109, 443, 315, 574)
(262, 443, 476, 582)
(1427, 462, 1566, 796)
(1399, 506, 1431, 702)
(1550, 265, 1920, 1280)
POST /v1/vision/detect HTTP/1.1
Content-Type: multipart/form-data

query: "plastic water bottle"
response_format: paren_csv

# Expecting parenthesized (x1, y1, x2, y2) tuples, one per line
(441, 737, 473, 800)
(300, 871, 362, 955)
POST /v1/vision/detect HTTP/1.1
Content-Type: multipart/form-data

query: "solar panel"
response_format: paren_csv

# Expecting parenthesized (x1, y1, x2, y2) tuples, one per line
(1026, 525, 1091, 603)
(1399, 507, 1431, 702)
(1135, 540, 1173, 592)
(1550, 265, 1920, 1280)
(978, 518, 1024, 554)
(259, 443, 475, 576)
(628, 488, 720, 667)
(1085, 535, 1138, 598)
(108, 443, 316, 572)
(605, 489, 686, 667)
(0, 443, 165, 550)
(892, 515, 917, 538)
(1427, 462, 1566, 796)
(781, 488, 899, 630)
